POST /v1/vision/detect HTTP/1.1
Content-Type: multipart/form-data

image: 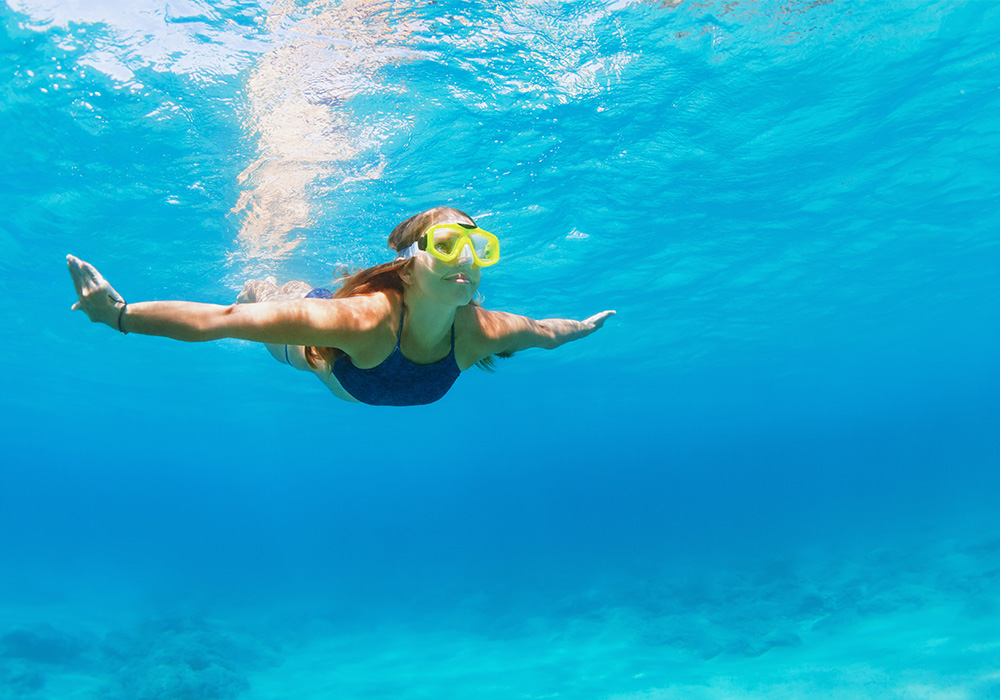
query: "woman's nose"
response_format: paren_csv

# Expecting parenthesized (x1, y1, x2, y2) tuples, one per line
(456, 242, 474, 265)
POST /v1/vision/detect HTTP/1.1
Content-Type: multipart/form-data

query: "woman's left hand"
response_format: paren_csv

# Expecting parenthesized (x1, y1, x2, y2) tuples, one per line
(583, 310, 616, 332)
(67, 254, 126, 330)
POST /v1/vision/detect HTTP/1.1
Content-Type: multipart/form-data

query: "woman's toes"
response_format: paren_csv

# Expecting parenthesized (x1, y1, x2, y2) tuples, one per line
(280, 280, 313, 297)
(236, 280, 260, 303)
(236, 277, 309, 304)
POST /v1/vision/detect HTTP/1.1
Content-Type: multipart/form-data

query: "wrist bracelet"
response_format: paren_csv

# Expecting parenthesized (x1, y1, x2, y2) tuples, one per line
(117, 303, 129, 335)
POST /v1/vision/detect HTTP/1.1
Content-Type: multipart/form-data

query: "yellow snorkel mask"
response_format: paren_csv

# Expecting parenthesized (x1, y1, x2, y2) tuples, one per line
(399, 223, 500, 267)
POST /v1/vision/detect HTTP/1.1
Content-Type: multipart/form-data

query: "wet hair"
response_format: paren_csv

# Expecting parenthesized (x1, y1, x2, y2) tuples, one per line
(388, 206, 475, 252)
(325, 206, 475, 300)
(305, 207, 505, 371)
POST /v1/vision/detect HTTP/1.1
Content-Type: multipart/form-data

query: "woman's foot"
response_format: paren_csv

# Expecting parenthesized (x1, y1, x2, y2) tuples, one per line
(237, 277, 313, 303)
(237, 276, 277, 303)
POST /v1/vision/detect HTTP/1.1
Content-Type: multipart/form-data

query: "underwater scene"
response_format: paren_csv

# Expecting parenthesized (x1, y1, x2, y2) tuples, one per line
(1, 0, 999, 697)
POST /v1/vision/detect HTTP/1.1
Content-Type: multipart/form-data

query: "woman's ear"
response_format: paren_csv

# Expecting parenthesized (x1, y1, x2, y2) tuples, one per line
(398, 259, 414, 285)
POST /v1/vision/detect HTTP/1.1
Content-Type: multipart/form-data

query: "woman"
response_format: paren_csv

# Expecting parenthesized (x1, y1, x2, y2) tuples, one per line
(67, 207, 616, 406)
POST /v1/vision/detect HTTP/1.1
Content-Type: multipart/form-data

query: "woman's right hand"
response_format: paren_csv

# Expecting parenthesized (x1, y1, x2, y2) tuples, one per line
(67, 254, 126, 330)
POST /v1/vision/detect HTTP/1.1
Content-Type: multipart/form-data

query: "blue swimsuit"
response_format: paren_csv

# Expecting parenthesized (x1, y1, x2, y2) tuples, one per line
(306, 288, 462, 406)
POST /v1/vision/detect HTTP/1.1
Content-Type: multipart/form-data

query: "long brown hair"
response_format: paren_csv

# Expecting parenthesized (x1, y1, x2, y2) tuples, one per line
(305, 207, 504, 370)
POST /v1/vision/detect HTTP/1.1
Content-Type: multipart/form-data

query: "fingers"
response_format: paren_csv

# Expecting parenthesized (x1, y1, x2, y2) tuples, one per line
(67, 257, 90, 298)
(585, 310, 615, 322)
(68, 254, 113, 317)
(584, 310, 616, 330)
(66, 254, 86, 273)
(82, 260, 102, 280)
(67, 254, 82, 279)
(67, 254, 102, 284)
(67, 253, 116, 296)
(80, 260, 102, 285)
(67, 254, 95, 289)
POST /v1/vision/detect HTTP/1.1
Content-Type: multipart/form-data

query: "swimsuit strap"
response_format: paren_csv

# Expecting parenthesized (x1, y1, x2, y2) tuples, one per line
(395, 302, 406, 348)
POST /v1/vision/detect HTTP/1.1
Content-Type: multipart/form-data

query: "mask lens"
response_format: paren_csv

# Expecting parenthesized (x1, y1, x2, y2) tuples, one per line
(431, 230, 461, 257)
(470, 234, 489, 257)
(471, 234, 500, 263)
(424, 224, 499, 265)
(471, 233, 498, 263)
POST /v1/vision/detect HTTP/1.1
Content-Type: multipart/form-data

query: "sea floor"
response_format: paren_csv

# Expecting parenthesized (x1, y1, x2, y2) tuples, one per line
(2, 518, 998, 700)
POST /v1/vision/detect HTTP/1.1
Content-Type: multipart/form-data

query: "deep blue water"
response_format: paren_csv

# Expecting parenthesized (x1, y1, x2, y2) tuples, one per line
(1, 0, 999, 698)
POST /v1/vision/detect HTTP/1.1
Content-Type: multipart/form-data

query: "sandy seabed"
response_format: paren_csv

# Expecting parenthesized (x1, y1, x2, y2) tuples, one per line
(2, 520, 998, 700)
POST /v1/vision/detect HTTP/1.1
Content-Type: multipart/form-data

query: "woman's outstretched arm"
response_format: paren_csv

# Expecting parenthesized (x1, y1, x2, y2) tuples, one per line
(470, 306, 616, 358)
(67, 254, 372, 349)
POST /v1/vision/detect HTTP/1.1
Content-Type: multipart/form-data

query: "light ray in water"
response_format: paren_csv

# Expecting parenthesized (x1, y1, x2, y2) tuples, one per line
(230, 0, 419, 271)
(228, 0, 642, 275)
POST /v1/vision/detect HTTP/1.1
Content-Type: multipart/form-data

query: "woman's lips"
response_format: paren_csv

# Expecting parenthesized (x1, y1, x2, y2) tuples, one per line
(444, 273, 471, 284)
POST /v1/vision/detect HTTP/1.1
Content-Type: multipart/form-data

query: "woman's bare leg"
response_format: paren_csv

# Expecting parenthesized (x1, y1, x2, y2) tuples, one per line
(237, 277, 316, 370)
(237, 277, 358, 402)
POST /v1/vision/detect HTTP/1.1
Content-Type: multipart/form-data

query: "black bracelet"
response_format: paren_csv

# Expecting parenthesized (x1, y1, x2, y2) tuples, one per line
(117, 303, 129, 335)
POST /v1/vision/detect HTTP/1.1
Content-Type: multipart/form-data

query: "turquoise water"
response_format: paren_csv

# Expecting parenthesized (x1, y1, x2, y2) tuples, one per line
(2, 0, 999, 697)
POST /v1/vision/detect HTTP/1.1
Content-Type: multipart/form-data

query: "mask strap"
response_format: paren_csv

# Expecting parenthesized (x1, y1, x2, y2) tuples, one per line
(396, 241, 420, 260)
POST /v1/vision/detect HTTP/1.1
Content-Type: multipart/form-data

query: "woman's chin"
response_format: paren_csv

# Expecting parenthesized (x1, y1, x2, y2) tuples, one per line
(446, 282, 477, 305)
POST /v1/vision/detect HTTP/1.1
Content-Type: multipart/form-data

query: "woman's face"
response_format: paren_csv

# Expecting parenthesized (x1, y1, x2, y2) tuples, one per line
(404, 242, 482, 306)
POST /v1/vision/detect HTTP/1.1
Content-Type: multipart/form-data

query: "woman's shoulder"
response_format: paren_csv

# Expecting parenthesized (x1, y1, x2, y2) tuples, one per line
(456, 303, 491, 335)
(314, 291, 397, 334)
(455, 303, 519, 362)
(457, 304, 520, 338)
(341, 290, 397, 314)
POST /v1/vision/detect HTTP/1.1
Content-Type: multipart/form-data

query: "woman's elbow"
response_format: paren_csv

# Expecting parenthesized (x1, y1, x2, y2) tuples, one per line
(536, 327, 562, 350)
(190, 304, 241, 342)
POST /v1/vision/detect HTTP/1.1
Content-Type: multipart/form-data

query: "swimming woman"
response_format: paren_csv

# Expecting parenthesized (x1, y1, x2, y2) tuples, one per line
(67, 207, 615, 406)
